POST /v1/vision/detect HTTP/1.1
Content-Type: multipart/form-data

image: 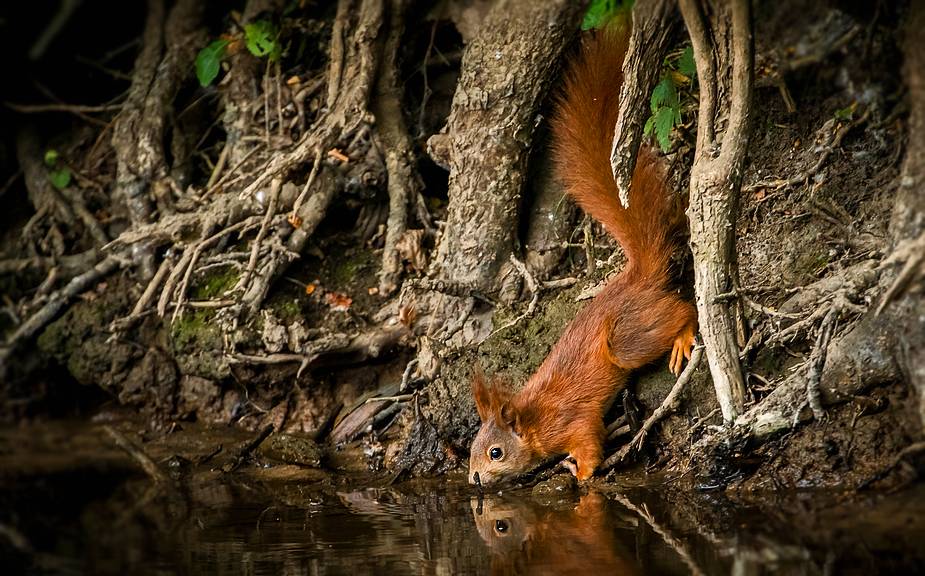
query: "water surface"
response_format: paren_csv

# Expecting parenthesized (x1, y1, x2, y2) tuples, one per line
(2, 421, 923, 575)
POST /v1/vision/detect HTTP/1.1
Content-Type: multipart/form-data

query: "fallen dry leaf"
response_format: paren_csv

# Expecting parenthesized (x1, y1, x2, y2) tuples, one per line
(399, 306, 418, 328)
(396, 229, 428, 273)
(327, 148, 350, 163)
(326, 292, 352, 311)
(305, 285, 315, 295)
(288, 214, 303, 228)
(287, 75, 300, 85)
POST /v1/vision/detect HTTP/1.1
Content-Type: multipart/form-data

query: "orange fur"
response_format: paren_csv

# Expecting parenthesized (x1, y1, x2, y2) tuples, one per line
(469, 22, 698, 486)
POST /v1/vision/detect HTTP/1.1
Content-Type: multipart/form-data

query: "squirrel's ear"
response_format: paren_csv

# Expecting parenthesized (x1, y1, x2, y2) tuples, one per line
(471, 371, 491, 422)
(499, 403, 521, 437)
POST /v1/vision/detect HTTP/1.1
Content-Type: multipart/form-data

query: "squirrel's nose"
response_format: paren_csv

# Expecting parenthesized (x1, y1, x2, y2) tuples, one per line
(470, 470, 482, 488)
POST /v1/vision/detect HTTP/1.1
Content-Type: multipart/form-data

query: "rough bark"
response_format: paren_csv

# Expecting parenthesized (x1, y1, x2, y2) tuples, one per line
(430, 0, 588, 302)
(678, 0, 753, 422)
(374, 0, 421, 297)
(223, 0, 285, 167)
(523, 143, 576, 276)
(611, 0, 682, 207)
(112, 0, 207, 279)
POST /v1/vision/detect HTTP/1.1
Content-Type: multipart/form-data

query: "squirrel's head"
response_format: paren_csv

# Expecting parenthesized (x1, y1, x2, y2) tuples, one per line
(469, 372, 537, 487)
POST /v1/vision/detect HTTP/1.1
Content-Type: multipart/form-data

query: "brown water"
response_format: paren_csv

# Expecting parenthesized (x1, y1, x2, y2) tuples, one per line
(2, 421, 924, 575)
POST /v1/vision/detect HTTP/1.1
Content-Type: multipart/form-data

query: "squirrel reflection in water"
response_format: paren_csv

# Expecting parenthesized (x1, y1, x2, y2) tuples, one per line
(471, 492, 638, 575)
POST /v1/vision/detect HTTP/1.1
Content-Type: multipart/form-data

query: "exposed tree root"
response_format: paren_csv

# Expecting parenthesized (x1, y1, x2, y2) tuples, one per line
(374, 0, 422, 297)
(112, 0, 207, 279)
(679, 0, 753, 422)
(229, 323, 406, 376)
(602, 345, 705, 471)
(0, 254, 123, 375)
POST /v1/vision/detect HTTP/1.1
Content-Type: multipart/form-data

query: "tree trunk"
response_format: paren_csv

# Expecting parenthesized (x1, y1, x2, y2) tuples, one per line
(430, 0, 588, 303)
(610, 0, 682, 207)
(679, 0, 753, 422)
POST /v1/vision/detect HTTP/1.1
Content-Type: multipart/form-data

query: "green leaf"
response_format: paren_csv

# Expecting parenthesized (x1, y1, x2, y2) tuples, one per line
(44, 149, 58, 167)
(269, 41, 282, 63)
(651, 76, 677, 111)
(195, 40, 230, 86)
(583, 0, 615, 30)
(582, 0, 635, 30)
(245, 20, 278, 58)
(834, 106, 853, 120)
(49, 169, 71, 189)
(679, 46, 696, 78)
(644, 115, 655, 136)
(653, 105, 675, 152)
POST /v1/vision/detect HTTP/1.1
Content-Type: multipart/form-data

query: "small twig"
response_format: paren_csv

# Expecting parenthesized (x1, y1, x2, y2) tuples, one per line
(742, 297, 801, 319)
(0, 168, 23, 200)
(876, 230, 925, 315)
(172, 217, 259, 323)
(204, 143, 264, 196)
(0, 255, 121, 369)
(157, 244, 196, 317)
(231, 179, 280, 294)
(488, 254, 540, 336)
(205, 141, 229, 190)
(601, 345, 705, 470)
(365, 394, 414, 403)
(103, 425, 170, 484)
(290, 149, 323, 214)
(264, 58, 272, 149)
(745, 107, 871, 192)
(688, 407, 721, 436)
(5, 101, 123, 114)
(416, 17, 440, 138)
(542, 277, 579, 290)
(111, 256, 173, 331)
(400, 358, 419, 393)
(223, 424, 274, 473)
(276, 61, 284, 140)
(229, 352, 313, 364)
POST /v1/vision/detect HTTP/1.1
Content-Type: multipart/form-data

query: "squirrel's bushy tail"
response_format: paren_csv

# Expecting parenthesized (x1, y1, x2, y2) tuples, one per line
(550, 22, 681, 287)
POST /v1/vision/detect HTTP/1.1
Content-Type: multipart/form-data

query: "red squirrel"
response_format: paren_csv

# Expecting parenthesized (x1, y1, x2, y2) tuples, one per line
(469, 22, 698, 486)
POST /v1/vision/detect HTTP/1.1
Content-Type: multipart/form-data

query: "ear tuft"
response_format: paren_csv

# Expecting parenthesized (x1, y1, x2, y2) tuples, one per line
(471, 369, 491, 422)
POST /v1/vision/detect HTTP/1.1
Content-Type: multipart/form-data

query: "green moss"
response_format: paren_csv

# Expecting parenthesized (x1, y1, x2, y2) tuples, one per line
(171, 308, 220, 353)
(479, 286, 590, 382)
(191, 266, 239, 300)
(274, 299, 303, 320)
(802, 252, 830, 274)
(333, 251, 372, 285)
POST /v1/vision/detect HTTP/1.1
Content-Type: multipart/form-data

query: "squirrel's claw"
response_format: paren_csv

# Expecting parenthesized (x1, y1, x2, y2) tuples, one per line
(560, 456, 579, 478)
(669, 329, 696, 374)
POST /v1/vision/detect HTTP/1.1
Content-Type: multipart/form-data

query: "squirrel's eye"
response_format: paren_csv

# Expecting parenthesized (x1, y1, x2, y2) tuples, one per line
(489, 447, 503, 460)
(496, 520, 508, 533)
